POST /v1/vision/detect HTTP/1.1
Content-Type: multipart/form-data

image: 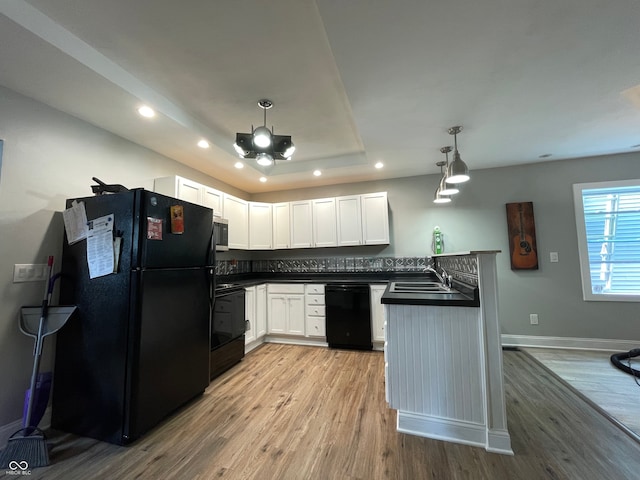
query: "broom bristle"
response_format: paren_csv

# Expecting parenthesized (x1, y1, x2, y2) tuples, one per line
(0, 430, 49, 469)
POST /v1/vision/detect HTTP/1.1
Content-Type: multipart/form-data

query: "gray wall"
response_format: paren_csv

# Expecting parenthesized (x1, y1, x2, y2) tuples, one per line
(0, 86, 248, 428)
(252, 155, 640, 342)
(1, 84, 638, 430)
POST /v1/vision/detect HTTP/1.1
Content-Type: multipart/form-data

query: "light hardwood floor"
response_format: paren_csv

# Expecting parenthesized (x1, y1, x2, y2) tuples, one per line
(8, 344, 640, 479)
(522, 347, 640, 439)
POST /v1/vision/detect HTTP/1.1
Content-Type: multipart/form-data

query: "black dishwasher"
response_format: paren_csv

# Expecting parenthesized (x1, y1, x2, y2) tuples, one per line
(325, 284, 372, 350)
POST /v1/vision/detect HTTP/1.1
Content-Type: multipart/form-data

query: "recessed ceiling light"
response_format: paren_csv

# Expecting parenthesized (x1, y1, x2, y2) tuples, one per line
(197, 139, 210, 149)
(375, 162, 384, 169)
(137, 105, 155, 118)
(259, 176, 267, 183)
(234, 161, 244, 169)
(313, 170, 322, 177)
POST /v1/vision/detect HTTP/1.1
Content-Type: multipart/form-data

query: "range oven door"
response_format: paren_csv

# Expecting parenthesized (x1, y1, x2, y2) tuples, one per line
(211, 288, 245, 349)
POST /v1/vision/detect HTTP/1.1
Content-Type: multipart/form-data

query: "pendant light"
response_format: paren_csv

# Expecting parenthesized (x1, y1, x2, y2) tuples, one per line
(433, 161, 452, 204)
(438, 146, 459, 195)
(233, 99, 295, 166)
(446, 126, 470, 184)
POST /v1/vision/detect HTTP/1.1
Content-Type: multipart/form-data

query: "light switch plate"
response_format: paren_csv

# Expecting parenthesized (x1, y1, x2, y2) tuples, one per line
(549, 252, 559, 263)
(13, 264, 49, 283)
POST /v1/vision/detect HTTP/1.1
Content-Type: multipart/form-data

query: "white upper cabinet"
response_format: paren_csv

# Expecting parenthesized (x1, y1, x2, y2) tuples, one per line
(272, 202, 291, 249)
(249, 202, 273, 250)
(154, 176, 389, 250)
(336, 195, 363, 246)
(361, 192, 390, 245)
(223, 194, 249, 249)
(312, 198, 337, 248)
(290, 200, 313, 249)
(154, 176, 201, 205)
(202, 186, 224, 217)
(154, 176, 224, 217)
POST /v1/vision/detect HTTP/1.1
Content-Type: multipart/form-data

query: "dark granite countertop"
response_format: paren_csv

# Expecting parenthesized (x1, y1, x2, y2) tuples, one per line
(215, 272, 479, 307)
(380, 281, 480, 307)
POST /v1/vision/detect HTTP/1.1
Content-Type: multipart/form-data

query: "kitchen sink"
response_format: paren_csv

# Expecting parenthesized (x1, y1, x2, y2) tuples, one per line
(389, 281, 454, 294)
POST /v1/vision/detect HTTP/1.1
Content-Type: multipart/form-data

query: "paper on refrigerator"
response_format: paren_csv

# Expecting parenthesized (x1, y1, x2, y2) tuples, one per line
(62, 200, 89, 244)
(86, 214, 115, 279)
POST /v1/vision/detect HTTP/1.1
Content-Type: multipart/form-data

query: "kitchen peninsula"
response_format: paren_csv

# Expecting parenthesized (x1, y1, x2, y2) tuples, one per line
(381, 251, 513, 455)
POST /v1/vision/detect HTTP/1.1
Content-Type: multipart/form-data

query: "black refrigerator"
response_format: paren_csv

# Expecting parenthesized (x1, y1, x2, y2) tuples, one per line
(52, 189, 214, 445)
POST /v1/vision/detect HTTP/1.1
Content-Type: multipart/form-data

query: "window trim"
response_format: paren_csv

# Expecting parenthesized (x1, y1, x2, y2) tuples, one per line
(573, 178, 640, 302)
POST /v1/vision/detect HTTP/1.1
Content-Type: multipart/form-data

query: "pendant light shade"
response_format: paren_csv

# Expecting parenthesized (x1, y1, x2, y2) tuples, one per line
(433, 159, 453, 204)
(437, 146, 460, 195)
(446, 126, 470, 184)
(252, 126, 272, 148)
(433, 190, 452, 203)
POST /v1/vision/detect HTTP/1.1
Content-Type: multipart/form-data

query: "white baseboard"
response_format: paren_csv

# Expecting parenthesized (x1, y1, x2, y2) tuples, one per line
(501, 334, 640, 352)
(264, 335, 328, 348)
(396, 411, 513, 455)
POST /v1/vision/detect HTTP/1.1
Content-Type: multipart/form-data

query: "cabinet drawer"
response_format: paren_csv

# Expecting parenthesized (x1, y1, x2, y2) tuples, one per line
(306, 294, 325, 306)
(306, 305, 326, 317)
(305, 284, 325, 295)
(267, 283, 305, 294)
(306, 316, 326, 337)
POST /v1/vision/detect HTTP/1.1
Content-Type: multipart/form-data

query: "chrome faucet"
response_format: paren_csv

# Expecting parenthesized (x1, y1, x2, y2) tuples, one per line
(424, 265, 452, 289)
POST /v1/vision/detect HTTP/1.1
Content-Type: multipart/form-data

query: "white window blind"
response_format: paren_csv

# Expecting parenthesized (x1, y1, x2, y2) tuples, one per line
(574, 180, 640, 301)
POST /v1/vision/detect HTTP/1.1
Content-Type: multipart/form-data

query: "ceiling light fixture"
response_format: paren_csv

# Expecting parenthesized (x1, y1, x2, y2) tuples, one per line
(433, 161, 452, 204)
(437, 147, 460, 196)
(446, 126, 470, 184)
(233, 99, 295, 167)
(197, 139, 210, 149)
(313, 170, 322, 177)
(375, 162, 384, 169)
(137, 105, 155, 118)
(234, 161, 244, 169)
(259, 176, 267, 183)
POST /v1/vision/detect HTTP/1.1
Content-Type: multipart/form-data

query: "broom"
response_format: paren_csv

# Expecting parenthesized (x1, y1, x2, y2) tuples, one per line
(0, 256, 55, 469)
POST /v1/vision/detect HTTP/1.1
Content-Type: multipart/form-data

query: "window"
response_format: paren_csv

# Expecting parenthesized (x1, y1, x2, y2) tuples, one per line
(573, 179, 640, 301)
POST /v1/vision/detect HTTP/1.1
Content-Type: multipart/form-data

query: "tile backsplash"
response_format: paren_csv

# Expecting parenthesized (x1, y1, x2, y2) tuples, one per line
(216, 256, 433, 275)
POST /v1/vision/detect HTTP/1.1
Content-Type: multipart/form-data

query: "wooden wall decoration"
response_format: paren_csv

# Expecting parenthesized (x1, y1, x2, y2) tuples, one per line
(506, 202, 539, 270)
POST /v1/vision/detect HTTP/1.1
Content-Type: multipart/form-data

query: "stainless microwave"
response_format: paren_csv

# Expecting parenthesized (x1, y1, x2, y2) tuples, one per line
(214, 217, 229, 251)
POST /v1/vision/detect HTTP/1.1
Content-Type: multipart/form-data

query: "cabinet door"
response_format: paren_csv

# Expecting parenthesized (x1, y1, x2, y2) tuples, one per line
(272, 203, 291, 249)
(336, 195, 362, 246)
(370, 285, 386, 342)
(312, 198, 337, 247)
(249, 202, 273, 250)
(290, 200, 313, 249)
(223, 194, 249, 249)
(202, 187, 224, 217)
(154, 176, 202, 205)
(256, 284, 267, 338)
(245, 287, 256, 345)
(268, 294, 287, 334)
(176, 177, 202, 205)
(286, 295, 305, 335)
(361, 192, 390, 245)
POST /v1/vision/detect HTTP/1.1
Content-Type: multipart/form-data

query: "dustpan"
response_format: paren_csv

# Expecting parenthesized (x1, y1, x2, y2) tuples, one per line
(20, 306, 77, 342)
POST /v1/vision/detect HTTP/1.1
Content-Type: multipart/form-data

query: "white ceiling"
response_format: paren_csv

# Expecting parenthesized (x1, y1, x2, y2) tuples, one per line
(1, 0, 640, 193)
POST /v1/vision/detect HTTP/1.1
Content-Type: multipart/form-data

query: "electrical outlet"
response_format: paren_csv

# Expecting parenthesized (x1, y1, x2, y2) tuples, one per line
(13, 264, 49, 283)
(529, 313, 539, 325)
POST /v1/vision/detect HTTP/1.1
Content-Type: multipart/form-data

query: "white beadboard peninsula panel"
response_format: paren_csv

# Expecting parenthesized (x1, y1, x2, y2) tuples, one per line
(387, 305, 484, 425)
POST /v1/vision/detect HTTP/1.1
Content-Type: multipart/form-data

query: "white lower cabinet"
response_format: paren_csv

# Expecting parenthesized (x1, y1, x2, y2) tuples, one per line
(370, 284, 387, 343)
(305, 284, 326, 337)
(256, 284, 267, 338)
(245, 286, 256, 345)
(267, 284, 305, 335)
